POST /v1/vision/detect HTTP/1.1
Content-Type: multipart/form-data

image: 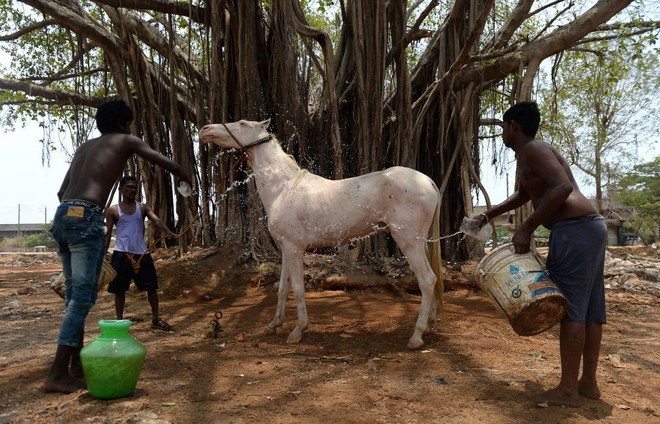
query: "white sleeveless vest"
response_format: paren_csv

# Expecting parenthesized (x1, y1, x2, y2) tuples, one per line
(113, 202, 149, 254)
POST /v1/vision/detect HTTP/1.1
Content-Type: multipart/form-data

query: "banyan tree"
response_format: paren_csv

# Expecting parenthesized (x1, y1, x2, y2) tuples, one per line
(0, 0, 653, 262)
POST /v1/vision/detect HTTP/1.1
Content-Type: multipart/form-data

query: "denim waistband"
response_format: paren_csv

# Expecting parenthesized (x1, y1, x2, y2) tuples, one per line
(61, 199, 104, 211)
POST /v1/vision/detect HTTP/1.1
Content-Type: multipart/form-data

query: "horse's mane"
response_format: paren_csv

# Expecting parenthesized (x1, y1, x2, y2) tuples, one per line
(271, 136, 302, 174)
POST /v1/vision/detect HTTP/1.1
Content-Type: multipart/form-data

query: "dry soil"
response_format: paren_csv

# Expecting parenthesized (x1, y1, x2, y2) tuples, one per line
(0, 246, 658, 424)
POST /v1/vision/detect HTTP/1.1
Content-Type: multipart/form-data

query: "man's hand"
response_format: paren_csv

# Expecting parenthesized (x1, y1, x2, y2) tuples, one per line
(511, 228, 532, 254)
(178, 172, 192, 187)
(473, 213, 489, 229)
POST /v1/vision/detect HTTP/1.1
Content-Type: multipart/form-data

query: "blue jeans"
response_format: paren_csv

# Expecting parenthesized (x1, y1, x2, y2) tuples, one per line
(50, 200, 105, 347)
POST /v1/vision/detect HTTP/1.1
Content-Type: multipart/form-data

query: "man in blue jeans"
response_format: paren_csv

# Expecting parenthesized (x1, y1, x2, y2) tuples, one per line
(46, 100, 190, 393)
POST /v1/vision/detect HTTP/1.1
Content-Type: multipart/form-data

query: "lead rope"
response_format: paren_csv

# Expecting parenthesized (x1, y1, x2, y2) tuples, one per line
(124, 196, 211, 273)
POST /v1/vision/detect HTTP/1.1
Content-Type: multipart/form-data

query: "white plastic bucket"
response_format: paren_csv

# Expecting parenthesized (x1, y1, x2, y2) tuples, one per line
(475, 243, 567, 336)
(51, 260, 117, 298)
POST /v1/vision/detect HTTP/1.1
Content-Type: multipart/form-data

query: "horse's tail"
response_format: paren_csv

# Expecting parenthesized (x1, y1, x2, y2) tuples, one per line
(429, 184, 444, 320)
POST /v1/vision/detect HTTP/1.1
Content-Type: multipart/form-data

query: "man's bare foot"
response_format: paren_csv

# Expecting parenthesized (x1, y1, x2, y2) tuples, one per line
(44, 375, 85, 393)
(578, 379, 601, 399)
(536, 387, 580, 407)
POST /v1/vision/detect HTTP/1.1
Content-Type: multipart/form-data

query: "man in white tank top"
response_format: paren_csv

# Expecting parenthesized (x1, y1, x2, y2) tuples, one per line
(104, 175, 177, 331)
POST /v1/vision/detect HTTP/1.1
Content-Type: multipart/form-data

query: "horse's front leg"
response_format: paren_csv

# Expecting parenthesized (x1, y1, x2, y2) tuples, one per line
(285, 250, 307, 344)
(267, 255, 291, 333)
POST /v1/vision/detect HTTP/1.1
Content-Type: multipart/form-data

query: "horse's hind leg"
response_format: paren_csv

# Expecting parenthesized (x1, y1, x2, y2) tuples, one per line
(395, 238, 437, 350)
(267, 255, 291, 333)
(429, 283, 439, 326)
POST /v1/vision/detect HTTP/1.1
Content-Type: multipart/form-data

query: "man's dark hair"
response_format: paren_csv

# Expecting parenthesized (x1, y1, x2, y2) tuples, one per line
(119, 175, 138, 188)
(503, 101, 541, 138)
(95, 100, 133, 134)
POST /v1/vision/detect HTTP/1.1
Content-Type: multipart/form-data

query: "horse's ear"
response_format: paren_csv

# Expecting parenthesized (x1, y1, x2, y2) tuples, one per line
(260, 118, 271, 130)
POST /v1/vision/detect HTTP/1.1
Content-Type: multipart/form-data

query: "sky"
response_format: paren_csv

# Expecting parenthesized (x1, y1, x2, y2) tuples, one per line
(0, 124, 70, 224)
(0, 123, 126, 225)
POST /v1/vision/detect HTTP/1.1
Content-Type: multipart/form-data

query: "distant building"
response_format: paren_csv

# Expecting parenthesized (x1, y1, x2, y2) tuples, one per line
(601, 206, 641, 246)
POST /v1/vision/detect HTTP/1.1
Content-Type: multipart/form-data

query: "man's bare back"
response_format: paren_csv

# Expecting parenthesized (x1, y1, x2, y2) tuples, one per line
(59, 132, 186, 207)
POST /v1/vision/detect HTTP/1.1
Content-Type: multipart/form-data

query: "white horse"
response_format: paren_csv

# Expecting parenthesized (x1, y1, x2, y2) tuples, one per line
(200, 119, 443, 349)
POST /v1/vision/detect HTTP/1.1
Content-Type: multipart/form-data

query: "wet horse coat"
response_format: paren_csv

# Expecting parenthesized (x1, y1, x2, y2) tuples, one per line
(200, 119, 442, 349)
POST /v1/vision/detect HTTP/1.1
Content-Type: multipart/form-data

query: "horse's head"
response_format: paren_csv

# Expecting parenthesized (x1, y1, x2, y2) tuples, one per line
(200, 119, 271, 150)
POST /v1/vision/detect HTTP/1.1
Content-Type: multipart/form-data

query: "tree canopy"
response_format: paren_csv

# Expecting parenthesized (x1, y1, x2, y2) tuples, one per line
(539, 29, 660, 213)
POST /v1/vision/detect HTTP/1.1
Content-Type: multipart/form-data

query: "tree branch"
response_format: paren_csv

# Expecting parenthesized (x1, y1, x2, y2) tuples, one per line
(26, 67, 109, 84)
(0, 18, 57, 41)
(528, 0, 569, 20)
(0, 77, 105, 107)
(405, 0, 426, 19)
(529, 0, 574, 44)
(37, 43, 98, 85)
(456, 0, 634, 88)
(20, 0, 122, 52)
(576, 27, 658, 44)
(486, 0, 534, 51)
(99, 4, 205, 85)
(595, 20, 660, 31)
(387, 0, 437, 66)
(567, 47, 605, 57)
(92, 0, 207, 24)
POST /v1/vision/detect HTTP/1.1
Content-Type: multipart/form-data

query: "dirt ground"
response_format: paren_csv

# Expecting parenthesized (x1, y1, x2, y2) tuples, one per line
(0, 245, 658, 424)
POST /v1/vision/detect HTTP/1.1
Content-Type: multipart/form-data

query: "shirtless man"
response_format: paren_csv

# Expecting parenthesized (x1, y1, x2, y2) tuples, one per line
(104, 175, 175, 331)
(474, 102, 607, 407)
(46, 100, 190, 393)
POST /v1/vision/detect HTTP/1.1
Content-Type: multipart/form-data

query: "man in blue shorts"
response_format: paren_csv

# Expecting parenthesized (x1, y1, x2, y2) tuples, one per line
(46, 100, 190, 393)
(105, 175, 176, 331)
(474, 102, 607, 407)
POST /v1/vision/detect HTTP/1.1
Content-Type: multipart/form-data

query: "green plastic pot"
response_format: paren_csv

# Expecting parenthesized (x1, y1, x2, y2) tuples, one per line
(80, 319, 147, 399)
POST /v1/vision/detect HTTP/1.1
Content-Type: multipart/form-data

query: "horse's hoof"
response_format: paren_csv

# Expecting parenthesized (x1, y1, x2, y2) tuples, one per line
(265, 324, 277, 334)
(286, 330, 302, 344)
(407, 338, 424, 350)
